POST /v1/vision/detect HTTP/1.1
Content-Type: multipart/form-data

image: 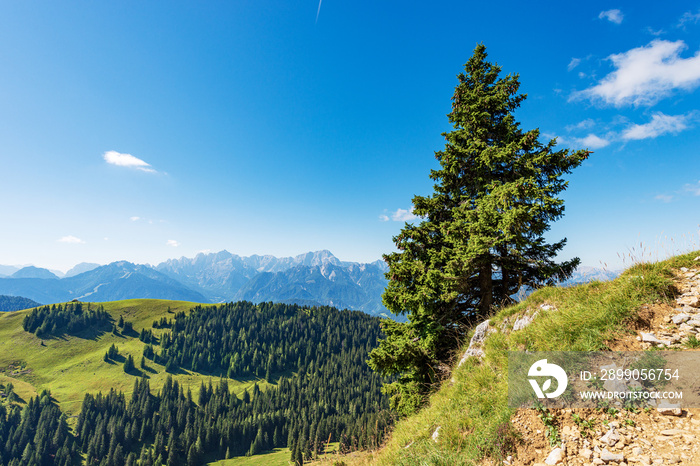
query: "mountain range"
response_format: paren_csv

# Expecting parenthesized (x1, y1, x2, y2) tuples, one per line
(0, 250, 620, 316)
(0, 250, 392, 316)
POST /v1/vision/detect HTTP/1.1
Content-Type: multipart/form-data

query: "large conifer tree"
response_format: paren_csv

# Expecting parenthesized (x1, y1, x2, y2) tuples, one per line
(369, 44, 588, 415)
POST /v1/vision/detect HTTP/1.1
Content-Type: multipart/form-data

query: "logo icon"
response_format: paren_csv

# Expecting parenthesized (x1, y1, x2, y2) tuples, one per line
(528, 359, 568, 399)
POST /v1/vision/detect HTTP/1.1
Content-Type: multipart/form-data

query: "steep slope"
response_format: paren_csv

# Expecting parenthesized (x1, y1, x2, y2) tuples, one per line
(336, 251, 700, 466)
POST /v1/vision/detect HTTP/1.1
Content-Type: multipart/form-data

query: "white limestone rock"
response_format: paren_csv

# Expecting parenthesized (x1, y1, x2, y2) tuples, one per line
(639, 332, 671, 346)
(458, 320, 494, 365)
(600, 449, 624, 462)
(544, 447, 565, 465)
(431, 426, 441, 442)
(600, 428, 621, 446)
(512, 311, 539, 332)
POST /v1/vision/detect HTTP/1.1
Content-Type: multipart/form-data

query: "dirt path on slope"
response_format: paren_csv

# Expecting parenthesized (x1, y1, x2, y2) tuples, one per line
(504, 264, 700, 466)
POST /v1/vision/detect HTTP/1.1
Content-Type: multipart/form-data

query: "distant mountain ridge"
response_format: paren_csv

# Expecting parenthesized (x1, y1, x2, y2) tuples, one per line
(155, 250, 390, 315)
(0, 251, 613, 318)
(0, 265, 20, 277)
(0, 261, 208, 305)
(560, 266, 621, 286)
(64, 262, 101, 278)
(0, 295, 41, 312)
(0, 251, 391, 316)
(11, 266, 59, 280)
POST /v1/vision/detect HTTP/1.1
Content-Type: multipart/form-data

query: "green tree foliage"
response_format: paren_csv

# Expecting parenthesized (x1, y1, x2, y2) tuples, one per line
(369, 44, 588, 415)
(0, 391, 80, 465)
(123, 354, 135, 373)
(139, 327, 157, 344)
(73, 302, 392, 464)
(3, 382, 16, 403)
(0, 295, 41, 312)
(22, 302, 112, 337)
(105, 343, 120, 361)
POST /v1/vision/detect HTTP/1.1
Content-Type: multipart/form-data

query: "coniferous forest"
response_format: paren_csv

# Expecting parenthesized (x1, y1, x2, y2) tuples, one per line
(3, 301, 393, 465)
(0, 391, 81, 466)
(22, 302, 112, 338)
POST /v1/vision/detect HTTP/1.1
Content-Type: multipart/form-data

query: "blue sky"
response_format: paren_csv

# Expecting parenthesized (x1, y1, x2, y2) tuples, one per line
(1, 1, 699, 272)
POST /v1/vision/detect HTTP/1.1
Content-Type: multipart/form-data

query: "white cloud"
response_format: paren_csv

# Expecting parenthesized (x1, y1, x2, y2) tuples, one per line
(391, 207, 418, 222)
(599, 9, 624, 24)
(576, 134, 610, 149)
(568, 58, 581, 71)
(379, 207, 420, 222)
(58, 235, 85, 244)
(166, 239, 180, 247)
(678, 10, 700, 29)
(572, 40, 700, 107)
(621, 112, 692, 140)
(655, 194, 673, 203)
(566, 119, 596, 132)
(130, 216, 141, 222)
(103, 151, 156, 173)
(551, 133, 610, 150)
(684, 181, 700, 196)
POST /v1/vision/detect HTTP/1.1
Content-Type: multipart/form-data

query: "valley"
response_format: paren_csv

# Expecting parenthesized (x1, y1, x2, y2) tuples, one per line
(0, 298, 392, 465)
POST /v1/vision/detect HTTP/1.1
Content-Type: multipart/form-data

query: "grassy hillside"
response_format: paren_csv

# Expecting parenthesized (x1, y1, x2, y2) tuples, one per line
(0, 299, 271, 417)
(210, 442, 343, 466)
(335, 251, 700, 465)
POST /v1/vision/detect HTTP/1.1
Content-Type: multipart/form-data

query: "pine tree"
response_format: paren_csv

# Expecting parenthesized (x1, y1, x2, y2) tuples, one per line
(369, 44, 587, 415)
(294, 443, 303, 466)
(124, 354, 135, 373)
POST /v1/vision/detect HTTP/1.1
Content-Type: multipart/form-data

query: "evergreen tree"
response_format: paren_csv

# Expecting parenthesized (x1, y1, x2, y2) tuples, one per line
(124, 354, 135, 373)
(369, 44, 587, 415)
(293, 443, 303, 466)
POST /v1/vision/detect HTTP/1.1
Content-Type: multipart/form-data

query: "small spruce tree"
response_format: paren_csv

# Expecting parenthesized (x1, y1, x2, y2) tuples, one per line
(123, 355, 134, 373)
